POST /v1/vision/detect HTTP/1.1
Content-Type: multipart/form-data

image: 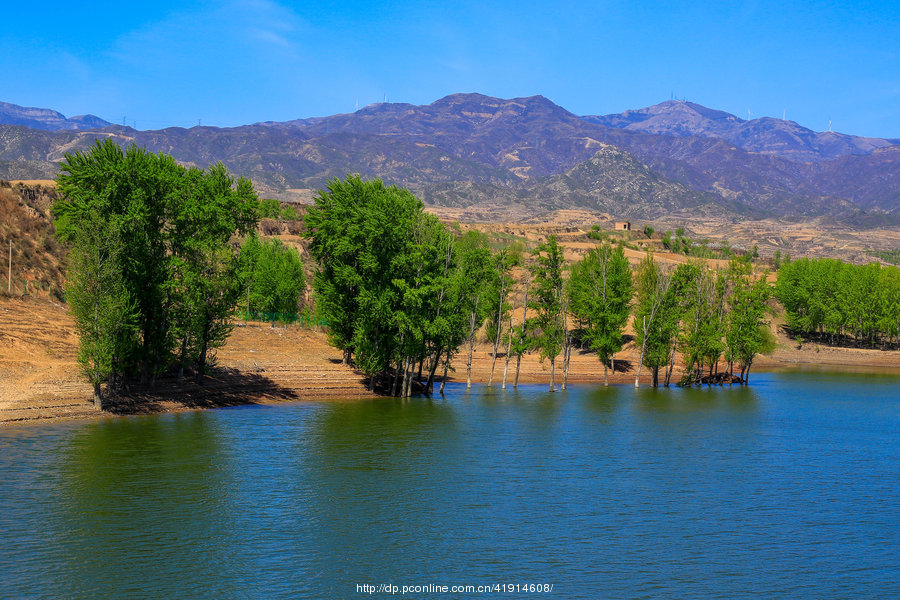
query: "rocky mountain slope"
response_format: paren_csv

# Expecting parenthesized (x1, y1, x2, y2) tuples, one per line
(583, 100, 899, 163)
(0, 100, 110, 131)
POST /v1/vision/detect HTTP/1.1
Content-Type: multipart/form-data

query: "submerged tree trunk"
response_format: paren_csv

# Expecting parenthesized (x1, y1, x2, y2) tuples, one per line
(549, 357, 556, 392)
(440, 355, 449, 395)
(603, 362, 609, 387)
(651, 366, 659, 388)
(488, 277, 506, 386)
(425, 349, 441, 394)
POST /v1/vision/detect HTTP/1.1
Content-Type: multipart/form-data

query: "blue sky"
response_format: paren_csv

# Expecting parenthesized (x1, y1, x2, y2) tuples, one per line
(2, 0, 899, 137)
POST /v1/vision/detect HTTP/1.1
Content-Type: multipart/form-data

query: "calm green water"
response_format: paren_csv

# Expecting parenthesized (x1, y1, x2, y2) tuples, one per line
(1, 372, 898, 599)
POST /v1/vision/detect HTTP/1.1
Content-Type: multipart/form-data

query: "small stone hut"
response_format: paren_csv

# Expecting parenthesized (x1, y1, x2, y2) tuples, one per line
(614, 221, 631, 231)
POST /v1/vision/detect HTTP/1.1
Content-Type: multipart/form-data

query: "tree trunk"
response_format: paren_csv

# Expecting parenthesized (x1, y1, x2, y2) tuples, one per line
(514, 278, 529, 388)
(664, 338, 677, 387)
(93, 382, 102, 410)
(405, 357, 415, 398)
(502, 315, 513, 389)
(466, 302, 478, 389)
(603, 362, 609, 387)
(635, 316, 647, 388)
(400, 356, 410, 398)
(440, 356, 449, 395)
(652, 366, 659, 388)
(392, 361, 403, 397)
(488, 278, 505, 386)
(196, 336, 208, 385)
(549, 357, 556, 392)
(426, 349, 441, 394)
(562, 331, 571, 391)
(488, 346, 499, 386)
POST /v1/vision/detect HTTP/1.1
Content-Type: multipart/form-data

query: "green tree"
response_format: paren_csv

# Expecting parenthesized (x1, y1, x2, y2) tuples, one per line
(280, 205, 300, 220)
(258, 198, 281, 219)
(56, 139, 182, 386)
(485, 246, 520, 385)
(304, 175, 454, 395)
(633, 255, 687, 388)
(240, 235, 306, 320)
(568, 243, 633, 385)
(63, 214, 136, 407)
(726, 261, 774, 383)
(678, 262, 729, 384)
(56, 140, 258, 397)
(153, 163, 258, 384)
(529, 235, 565, 391)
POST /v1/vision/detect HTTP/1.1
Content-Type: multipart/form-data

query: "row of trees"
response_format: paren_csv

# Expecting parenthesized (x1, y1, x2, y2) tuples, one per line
(56, 141, 306, 407)
(59, 150, 777, 402)
(305, 176, 776, 394)
(632, 255, 775, 387)
(775, 257, 900, 346)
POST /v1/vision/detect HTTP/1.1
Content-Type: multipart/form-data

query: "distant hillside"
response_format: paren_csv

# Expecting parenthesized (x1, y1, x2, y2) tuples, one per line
(0, 94, 899, 221)
(0, 180, 65, 294)
(0, 101, 110, 132)
(583, 100, 899, 163)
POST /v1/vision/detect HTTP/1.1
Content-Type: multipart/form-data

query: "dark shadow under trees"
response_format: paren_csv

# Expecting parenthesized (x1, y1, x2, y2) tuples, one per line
(102, 367, 299, 415)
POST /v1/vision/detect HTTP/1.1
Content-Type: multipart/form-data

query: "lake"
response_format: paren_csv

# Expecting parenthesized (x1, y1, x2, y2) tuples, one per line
(1, 371, 898, 599)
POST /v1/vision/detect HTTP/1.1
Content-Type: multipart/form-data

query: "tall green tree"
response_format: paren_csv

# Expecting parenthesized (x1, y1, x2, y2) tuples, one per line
(725, 260, 775, 383)
(568, 243, 633, 385)
(168, 164, 258, 383)
(304, 175, 420, 368)
(63, 213, 135, 407)
(633, 255, 689, 388)
(678, 262, 729, 384)
(529, 235, 565, 391)
(56, 139, 182, 384)
(56, 140, 259, 398)
(485, 245, 520, 385)
(305, 175, 456, 395)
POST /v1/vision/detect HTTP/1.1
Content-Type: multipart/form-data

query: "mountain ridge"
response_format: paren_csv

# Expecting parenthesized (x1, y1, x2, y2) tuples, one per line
(0, 101, 111, 132)
(1, 93, 898, 220)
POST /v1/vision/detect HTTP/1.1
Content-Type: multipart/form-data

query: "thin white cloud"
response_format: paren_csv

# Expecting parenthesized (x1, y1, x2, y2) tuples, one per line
(107, 0, 308, 70)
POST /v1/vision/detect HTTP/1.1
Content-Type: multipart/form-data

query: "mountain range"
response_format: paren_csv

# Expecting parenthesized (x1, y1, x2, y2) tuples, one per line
(1, 93, 899, 221)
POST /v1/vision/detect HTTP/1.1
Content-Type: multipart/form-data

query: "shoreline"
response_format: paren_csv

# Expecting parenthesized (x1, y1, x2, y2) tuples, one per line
(2, 295, 899, 426)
